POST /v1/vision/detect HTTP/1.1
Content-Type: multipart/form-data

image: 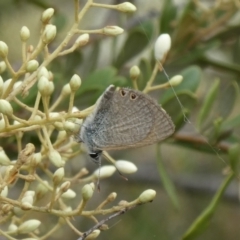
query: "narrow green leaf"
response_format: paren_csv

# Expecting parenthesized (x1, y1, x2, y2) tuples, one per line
(114, 21, 154, 69)
(197, 79, 220, 129)
(221, 114, 240, 131)
(216, 81, 239, 119)
(159, 0, 177, 34)
(138, 58, 151, 90)
(182, 172, 235, 240)
(156, 145, 179, 209)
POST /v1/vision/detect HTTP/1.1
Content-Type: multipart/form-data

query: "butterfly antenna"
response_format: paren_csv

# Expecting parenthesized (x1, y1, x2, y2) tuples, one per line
(160, 62, 191, 124)
(97, 158, 101, 192)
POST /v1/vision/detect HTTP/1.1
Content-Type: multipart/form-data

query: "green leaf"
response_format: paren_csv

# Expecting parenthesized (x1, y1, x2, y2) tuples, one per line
(157, 145, 179, 209)
(159, 0, 177, 34)
(114, 21, 154, 68)
(221, 114, 240, 132)
(216, 81, 239, 119)
(172, 41, 220, 66)
(197, 79, 220, 129)
(182, 173, 235, 240)
(171, 0, 197, 51)
(228, 144, 240, 172)
(161, 91, 197, 130)
(81, 41, 100, 75)
(138, 58, 152, 90)
(160, 65, 202, 104)
(75, 67, 127, 105)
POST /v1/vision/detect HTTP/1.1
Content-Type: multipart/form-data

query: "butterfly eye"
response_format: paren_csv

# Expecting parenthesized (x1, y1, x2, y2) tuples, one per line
(130, 93, 137, 100)
(120, 89, 126, 97)
(89, 152, 99, 160)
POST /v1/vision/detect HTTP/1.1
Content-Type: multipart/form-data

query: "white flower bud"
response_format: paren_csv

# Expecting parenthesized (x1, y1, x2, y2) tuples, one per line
(41, 8, 55, 24)
(72, 106, 80, 113)
(61, 83, 71, 96)
(118, 200, 128, 206)
(48, 149, 64, 167)
(0, 147, 11, 165)
(117, 2, 137, 12)
(54, 121, 64, 130)
(93, 166, 116, 179)
(53, 167, 65, 185)
(75, 34, 89, 47)
(89, 182, 95, 191)
(20, 26, 30, 42)
(49, 112, 60, 118)
(38, 67, 49, 79)
(154, 34, 171, 61)
(21, 195, 33, 205)
(115, 160, 137, 174)
(18, 220, 41, 234)
(0, 99, 13, 116)
(26, 60, 39, 72)
(36, 181, 49, 199)
(63, 206, 73, 212)
(82, 183, 94, 201)
(103, 26, 124, 36)
(61, 189, 76, 199)
(48, 71, 54, 81)
(8, 223, 18, 232)
(24, 190, 35, 197)
(69, 74, 81, 92)
(2, 78, 11, 96)
(13, 81, 22, 90)
(38, 76, 52, 96)
(63, 121, 78, 132)
(107, 192, 117, 201)
(56, 130, 67, 141)
(169, 75, 183, 86)
(0, 186, 8, 197)
(32, 152, 42, 165)
(138, 189, 156, 203)
(0, 41, 8, 58)
(48, 81, 54, 95)
(60, 181, 71, 192)
(21, 202, 33, 210)
(0, 61, 6, 73)
(43, 24, 57, 44)
(13, 207, 24, 216)
(130, 65, 140, 79)
(38, 76, 49, 94)
(85, 229, 100, 239)
(21, 195, 33, 210)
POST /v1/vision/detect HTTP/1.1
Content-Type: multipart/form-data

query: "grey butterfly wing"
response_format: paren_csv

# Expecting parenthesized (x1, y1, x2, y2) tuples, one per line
(80, 85, 116, 149)
(93, 87, 175, 150)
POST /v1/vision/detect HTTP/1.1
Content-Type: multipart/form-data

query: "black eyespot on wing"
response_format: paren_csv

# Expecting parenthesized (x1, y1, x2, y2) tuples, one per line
(130, 93, 137, 100)
(120, 89, 126, 97)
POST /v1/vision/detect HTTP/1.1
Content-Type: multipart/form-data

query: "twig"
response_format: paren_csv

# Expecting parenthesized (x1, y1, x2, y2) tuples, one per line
(77, 206, 135, 240)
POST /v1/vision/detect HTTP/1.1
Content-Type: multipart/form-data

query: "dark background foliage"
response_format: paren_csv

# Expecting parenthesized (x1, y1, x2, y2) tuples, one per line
(0, 0, 240, 239)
